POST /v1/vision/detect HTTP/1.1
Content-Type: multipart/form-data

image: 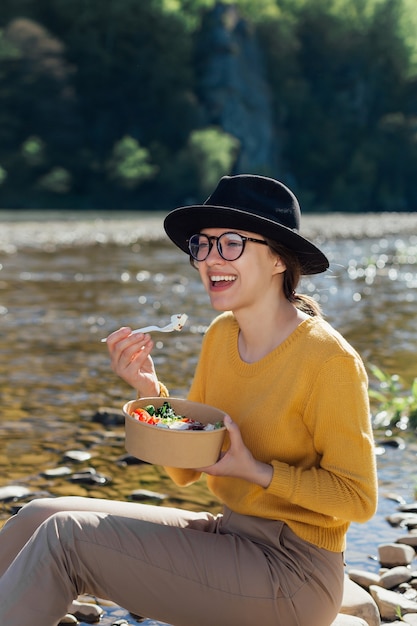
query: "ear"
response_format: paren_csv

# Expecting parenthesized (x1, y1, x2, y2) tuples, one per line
(272, 256, 286, 275)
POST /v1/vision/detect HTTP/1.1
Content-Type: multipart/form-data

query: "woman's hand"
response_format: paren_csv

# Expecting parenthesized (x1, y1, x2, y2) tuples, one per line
(198, 415, 273, 488)
(105, 327, 160, 397)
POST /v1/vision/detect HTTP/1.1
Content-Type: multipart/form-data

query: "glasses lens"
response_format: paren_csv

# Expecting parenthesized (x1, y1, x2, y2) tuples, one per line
(218, 232, 244, 260)
(188, 234, 210, 261)
(188, 232, 246, 261)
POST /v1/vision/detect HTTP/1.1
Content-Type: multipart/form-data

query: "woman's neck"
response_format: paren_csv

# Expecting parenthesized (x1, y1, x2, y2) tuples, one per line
(235, 301, 308, 363)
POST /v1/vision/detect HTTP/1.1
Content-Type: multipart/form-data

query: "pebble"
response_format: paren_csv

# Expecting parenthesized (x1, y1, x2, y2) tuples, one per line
(130, 489, 168, 501)
(92, 407, 125, 427)
(63, 450, 93, 463)
(68, 468, 111, 486)
(0, 485, 32, 502)
(58, 615, 78, 624)
(41, 466, 73, 478)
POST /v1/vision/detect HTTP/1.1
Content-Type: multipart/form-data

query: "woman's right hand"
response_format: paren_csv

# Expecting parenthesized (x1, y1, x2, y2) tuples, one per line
(105, 327, 160, 397)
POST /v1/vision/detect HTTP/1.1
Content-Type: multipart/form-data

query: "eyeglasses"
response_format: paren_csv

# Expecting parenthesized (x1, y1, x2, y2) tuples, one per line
(187, 232, 268, 262)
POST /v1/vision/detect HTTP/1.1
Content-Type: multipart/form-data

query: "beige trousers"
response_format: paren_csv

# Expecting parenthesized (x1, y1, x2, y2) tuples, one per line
(0, 497, 344, 626)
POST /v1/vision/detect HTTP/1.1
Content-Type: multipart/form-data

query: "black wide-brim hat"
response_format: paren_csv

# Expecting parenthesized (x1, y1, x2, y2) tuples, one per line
(164, 174, 329, 275)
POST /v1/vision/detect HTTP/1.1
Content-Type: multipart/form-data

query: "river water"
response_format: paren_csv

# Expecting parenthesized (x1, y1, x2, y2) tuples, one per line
(1, 210, 417, 579)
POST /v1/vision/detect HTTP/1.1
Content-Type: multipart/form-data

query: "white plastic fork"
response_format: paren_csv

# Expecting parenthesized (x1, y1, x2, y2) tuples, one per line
(101, 313, 188, 342)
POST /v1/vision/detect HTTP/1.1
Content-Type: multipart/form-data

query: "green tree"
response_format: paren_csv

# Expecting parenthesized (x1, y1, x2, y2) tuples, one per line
(187, 126, 240, 197)
(106, 136, 158, 190)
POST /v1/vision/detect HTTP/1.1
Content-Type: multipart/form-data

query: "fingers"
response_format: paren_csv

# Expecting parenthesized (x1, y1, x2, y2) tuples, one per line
(106, 328, 154, 378)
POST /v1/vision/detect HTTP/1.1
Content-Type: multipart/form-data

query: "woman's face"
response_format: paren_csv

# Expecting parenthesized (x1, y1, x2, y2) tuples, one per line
(195, 228, 286, 313)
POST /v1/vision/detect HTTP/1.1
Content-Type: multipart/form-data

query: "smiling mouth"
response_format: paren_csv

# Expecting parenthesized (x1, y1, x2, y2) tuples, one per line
(210, 275, 236, 286)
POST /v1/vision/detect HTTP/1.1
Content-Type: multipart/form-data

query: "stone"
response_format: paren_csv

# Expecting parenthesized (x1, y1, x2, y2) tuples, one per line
(369, 584, 417, 621)
(384, 493, 407, 505)
(348, 568, 381, 589)
(330, 615, 370, 625)
(63, 450, 92, 463)
(58, 615, 78, 624)
(0, 485, 32, 502)
(379, 565, 413, 589)
(68, 468, 111, 485)
(397, 534, 417, 548)
(92, 407, 125, 427)
(403, 614, 417, 625)
(130, 489, 167, 502)
(41, 466, 73, 478)
(399, 503, 417, 514)
(405, 589, 417, 601)
(386, 513, 417, 528)
(378, 543, 416, 567)
(195, 3, 280, 173)
(69, 598, 104, 622)
(340, 576, 380, 626)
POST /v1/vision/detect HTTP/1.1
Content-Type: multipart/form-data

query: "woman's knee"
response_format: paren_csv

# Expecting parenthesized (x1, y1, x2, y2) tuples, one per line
(16, 496, 84, 527)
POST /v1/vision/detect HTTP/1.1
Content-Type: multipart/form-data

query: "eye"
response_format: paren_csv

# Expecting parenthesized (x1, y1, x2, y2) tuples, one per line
(198, 239, 210, 251)
(223, 234, 243, 249)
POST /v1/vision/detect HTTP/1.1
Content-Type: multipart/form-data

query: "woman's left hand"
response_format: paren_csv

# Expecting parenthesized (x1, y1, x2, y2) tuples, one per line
(197, 415, 273, 488)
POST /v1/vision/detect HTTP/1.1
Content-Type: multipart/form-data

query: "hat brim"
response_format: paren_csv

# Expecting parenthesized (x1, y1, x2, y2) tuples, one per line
(164, 204, 329, 275)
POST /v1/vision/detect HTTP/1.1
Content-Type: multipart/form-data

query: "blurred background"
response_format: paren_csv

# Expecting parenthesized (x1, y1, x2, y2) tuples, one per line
(1, 0, 417, 213)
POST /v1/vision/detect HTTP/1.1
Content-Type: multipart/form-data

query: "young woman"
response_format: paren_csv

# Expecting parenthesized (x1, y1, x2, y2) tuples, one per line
(0, 175, 377, 626)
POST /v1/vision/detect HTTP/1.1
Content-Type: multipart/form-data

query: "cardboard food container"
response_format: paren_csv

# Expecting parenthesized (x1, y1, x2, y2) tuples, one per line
(123, 397, 227, 468)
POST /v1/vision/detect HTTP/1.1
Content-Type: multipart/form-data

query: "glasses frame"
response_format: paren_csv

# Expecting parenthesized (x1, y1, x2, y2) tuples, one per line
(187, 231, 268, 262)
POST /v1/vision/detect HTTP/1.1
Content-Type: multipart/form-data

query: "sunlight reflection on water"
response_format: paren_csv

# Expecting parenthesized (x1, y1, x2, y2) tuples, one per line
(1, 211, 417, 573)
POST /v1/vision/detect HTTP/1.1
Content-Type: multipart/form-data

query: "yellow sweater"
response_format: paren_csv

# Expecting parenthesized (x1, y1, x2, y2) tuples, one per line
(165, 312, 378, 552)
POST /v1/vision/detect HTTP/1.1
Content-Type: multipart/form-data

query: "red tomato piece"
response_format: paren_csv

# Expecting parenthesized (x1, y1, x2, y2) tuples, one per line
(132, 408, 156, 424)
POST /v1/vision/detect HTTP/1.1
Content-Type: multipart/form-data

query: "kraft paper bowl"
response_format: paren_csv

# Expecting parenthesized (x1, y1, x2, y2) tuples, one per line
(123, 397, 227, 468)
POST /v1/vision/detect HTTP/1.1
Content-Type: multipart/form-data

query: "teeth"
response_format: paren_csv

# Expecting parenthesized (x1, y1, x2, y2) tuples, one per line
(211, 275, 236, 282)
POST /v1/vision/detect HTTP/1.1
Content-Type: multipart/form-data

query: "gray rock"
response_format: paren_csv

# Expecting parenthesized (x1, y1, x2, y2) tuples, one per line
(68, 468, 111, 485)
(330, 615, 370, 625)
(195, 4, 280, 174)
(58, 615, 78, 625)
(63, 450, 92, 463)
(378, 543, 416, 567)
(370, 584, 417, 621)
(348, 568, 381, 589)
(69, 599, 104, 622)
(397, 534, 417, 548)
(130, 489, 167, 502)
(340, 576, 380, 626)
(379, 566, 413, 589)
(399, 503, 417, 514)
(92, 407, 125, 427)
(0, 485, 31, 502)
(386, 513, 417, 528)
(41, 466, 73, 478)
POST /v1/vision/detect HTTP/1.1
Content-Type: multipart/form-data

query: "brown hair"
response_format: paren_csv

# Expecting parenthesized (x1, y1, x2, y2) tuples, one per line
(265, 238, 323, 318)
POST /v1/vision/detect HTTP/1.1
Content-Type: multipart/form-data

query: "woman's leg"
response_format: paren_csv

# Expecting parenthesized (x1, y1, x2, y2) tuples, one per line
(0, 501, 343, 626)
(0, 496, 217, 576)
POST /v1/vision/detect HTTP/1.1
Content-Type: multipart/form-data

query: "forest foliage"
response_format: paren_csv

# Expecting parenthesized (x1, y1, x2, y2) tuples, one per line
(1, 0, 417, 212)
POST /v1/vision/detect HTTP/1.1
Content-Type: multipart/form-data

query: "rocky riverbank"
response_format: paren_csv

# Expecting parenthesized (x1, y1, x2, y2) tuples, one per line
(1, 408, 417, 625)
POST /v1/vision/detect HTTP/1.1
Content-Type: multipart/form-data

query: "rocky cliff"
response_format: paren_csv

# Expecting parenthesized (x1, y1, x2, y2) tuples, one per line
(195, 3, 280, 175)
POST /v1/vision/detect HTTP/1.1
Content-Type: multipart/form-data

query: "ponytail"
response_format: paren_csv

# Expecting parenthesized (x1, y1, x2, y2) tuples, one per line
(290, 292, 322, 318)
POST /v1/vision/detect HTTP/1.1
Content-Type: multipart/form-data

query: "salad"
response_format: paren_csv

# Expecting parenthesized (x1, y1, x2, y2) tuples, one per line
(130, 401, 223, 431)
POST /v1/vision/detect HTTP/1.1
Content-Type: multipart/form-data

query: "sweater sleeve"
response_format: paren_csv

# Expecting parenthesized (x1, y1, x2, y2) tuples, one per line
(266, 354, 377, 523)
